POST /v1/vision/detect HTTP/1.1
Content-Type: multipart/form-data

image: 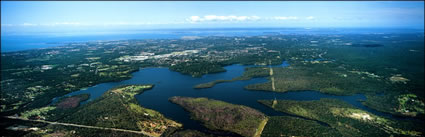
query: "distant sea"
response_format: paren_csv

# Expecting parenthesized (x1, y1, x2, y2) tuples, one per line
(1, 29, 271, 52)
(1, 32, 183, 52)
(2, 28, 422, 52)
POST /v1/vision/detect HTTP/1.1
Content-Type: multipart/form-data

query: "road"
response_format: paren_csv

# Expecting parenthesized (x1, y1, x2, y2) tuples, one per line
(4, 116, 159, 137)
(269, 60, 276, 91)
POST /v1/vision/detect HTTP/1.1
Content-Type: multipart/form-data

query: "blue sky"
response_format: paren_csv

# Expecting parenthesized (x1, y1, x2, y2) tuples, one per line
(1, 1, 424, 35)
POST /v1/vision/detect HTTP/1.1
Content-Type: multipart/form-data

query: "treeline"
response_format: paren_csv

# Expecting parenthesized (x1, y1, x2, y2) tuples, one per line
(169, 61, 226, 77)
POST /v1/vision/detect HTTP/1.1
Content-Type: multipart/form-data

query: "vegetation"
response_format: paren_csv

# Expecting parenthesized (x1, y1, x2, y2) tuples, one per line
(244, 63, 389, 95)
(56, 94, 90, 109)
(19, 94, 89, 121)
(259, 99, 424, 137)
(20, 106, 56, 120)
(24, 123, 149, 137)
(169, 61, 226, 77)
(166, 130, 215, 137)
(363, 93, 425, 118)
(261, 116, 342, 137)
(221, 53, 282, 66)
(61, 85, 182, 136)
(194, 79, 239, 89)
(169, 97, 267, 137)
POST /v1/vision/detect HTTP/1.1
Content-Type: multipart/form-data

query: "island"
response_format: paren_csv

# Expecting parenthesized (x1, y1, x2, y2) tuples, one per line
(194, 67, 270, 89)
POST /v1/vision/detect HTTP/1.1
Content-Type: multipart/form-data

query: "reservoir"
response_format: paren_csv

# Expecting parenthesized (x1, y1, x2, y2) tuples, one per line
(54, 61, 402, 133)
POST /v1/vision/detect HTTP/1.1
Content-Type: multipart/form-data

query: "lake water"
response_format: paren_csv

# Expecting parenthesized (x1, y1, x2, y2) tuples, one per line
(52, 61, 405, 134)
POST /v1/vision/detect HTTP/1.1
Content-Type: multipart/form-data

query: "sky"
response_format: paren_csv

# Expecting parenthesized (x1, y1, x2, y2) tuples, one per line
(1, 1, 424, 35)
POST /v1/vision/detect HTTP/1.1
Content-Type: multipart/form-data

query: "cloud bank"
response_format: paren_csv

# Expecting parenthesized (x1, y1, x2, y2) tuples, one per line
(273, 16, 299, 20)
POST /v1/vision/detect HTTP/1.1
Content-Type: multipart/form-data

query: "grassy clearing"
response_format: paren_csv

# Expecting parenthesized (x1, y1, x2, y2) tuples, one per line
(20, 106, 56, 120)
(253, 117, 268, 137)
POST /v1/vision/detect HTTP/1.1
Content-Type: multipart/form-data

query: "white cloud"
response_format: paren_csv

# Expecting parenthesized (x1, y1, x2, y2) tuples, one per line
(306, 16, 315, 20)
(187, 15, 261, 22)
(273, 16, 298, 20)
(189, 16, 202, 22)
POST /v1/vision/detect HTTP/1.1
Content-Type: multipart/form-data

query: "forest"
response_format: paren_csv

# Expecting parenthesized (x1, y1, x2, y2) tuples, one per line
(259, 99, 424, 137)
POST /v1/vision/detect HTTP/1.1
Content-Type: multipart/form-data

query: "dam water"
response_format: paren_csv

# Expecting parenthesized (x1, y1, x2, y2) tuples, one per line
(53, 61, 400, 134)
